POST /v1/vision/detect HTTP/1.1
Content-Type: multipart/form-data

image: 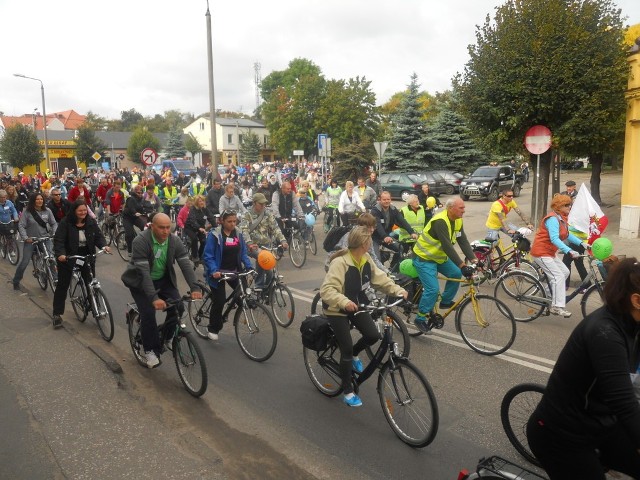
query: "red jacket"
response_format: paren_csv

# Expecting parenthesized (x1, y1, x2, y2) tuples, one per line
(96, 184, 112, 204)
(67, 185, 92, 204)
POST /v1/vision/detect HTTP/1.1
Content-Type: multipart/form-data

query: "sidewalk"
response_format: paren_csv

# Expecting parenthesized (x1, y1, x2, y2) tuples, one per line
(0, 271, 225, 479)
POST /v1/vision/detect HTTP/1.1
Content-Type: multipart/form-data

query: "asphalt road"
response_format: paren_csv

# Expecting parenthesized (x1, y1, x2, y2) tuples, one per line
(11, 170, 623, 479)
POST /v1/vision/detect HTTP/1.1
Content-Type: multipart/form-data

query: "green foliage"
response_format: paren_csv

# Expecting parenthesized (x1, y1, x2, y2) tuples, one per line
(75, 126, 108, 165)
(330, 139, 376, 184)
(0, 124, 41, 169)
(239, 130, 262, 164)
(165, 127, 186, 158)
(184, 133, 203, 158)
(127, 127, 161, 165)
(84, 111, 108, 131)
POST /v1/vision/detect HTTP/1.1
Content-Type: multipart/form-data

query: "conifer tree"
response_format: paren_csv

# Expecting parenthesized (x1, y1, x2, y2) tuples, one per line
(427, 108, 486, 170)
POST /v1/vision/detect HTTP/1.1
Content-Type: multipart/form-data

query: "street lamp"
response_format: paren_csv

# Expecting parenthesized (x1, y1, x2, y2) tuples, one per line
(13, 73, 50, 172)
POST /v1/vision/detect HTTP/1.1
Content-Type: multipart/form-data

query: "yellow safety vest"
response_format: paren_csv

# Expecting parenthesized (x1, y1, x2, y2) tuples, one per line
(162, 186, 178, 204)
(131, 174, 140, 187)
(398, 205, 425, 242)
(413, 209, 463, 264)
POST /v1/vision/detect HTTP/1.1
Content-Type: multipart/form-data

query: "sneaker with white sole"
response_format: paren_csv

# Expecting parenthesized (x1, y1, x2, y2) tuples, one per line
(550, 307, 572, 317)
(352, 357, 364, 374)
(207, 332, 219, 341)
(343, 393, 363, 407)
(144, 351, 160, 368)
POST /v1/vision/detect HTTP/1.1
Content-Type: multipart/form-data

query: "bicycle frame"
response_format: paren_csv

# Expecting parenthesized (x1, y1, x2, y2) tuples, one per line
(68, 252, 106, 316)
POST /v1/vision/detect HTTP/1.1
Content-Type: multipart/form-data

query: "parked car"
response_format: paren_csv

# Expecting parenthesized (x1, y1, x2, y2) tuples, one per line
(433, 170, 465, 194)
(379, 172, 448, 200)
(459, 165, 525, 201)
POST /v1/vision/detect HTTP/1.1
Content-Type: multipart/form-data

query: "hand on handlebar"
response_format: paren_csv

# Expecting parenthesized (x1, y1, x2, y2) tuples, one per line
(152, 299, 166, 310)
(344, 301, 358, 312)
(190, 291, 203, 300)
(58, 255, 67, 262)
(212, 272, 222, 279)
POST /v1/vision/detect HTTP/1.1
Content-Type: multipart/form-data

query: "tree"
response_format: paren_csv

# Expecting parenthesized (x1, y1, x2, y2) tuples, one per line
(75, 125, 108, 166)
(127, 127, 161, 166)
(239, 130, 262, 164)
(330, 139, 377, 184)
(184, 133, 203, 160)
(0, 124, 41, 170)
(456, 0, 627, 208)
(164, 127, 186, 158)
(84, 111, 108, 131)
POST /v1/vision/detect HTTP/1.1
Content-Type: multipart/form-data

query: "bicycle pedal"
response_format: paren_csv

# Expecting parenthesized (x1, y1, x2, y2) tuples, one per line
(429, 314, 444, 329)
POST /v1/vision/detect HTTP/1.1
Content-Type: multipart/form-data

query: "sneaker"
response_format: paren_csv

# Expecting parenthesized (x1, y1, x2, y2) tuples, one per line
(343, 393, 363, 407)
(439, 302, 454, 310)
(414, 314, 433, 334)
(12, 282, 19, 291)
(144, 351, 160, 368)
(52, 314, 62, 329)
(550, 307, 572, 318)
(352, 357, 364, 374)
(207, 332, 219, 341)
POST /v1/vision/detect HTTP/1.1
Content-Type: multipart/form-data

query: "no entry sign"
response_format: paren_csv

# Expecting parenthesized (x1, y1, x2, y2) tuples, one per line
(524, 125, 552, 155)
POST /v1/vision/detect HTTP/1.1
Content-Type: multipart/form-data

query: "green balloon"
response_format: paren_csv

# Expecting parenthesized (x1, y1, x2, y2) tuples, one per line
(400, 259, 419, 278)
(591, 237, 613, 260)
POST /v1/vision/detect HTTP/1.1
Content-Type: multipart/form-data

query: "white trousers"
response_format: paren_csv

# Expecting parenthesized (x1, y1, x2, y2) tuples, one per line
(533, 256, 569, 308)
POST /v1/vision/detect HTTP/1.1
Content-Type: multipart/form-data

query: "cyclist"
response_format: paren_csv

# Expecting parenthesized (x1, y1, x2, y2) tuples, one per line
(52, 200, 111, 329)
(411, 197, 477, 333)
(202, 210, 253, 341)
(365, 171, 382, 198)
(338, 181, 366, 225)
(0, 188, 19, 247)
(218, 182, 246, 216)
(398, 194, 427, 243)
(190, 177, 207, 197)
(12, 193, 58, 290)
(121, 213, 202, 368)
(271, 181, 304, 234)
(323, 178, 342, 232)
(104, 180, 125, 216)
(184, 195, 208, 262)
(371, 191, 418, 269)
(160, 177, 179, 217)
(527, 258, 640, 480)
(240, 192, 288, 289)
(255, 177, 273, 206)
(417, 183, 442, 222)
(46, 187, 71, 223)
(485, 187, 533, 242)
(142, 184, 162, 216)
(122, 186, 148, 258)
(320, 226, 408, 407)
(205, 178, 224, 218)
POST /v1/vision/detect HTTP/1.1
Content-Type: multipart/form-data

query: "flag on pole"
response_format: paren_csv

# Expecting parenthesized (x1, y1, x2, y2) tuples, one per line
(567, 183, 608, 244)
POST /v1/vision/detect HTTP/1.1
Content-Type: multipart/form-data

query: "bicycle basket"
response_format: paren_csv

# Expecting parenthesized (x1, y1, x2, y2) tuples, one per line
(0, 224, 15, 236)
(516, 237, 531, 253)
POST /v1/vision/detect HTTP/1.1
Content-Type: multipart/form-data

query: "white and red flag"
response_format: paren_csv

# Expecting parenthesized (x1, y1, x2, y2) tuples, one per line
(568, 183, 608, 244)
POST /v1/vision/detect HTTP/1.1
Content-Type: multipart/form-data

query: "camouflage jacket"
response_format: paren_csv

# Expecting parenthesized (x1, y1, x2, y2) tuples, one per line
(241, 209, 286, 246)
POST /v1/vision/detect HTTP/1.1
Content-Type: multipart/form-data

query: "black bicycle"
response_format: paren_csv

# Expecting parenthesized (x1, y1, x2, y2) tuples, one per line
(257, 245, 296, 328)
(303, 297, 438, 448)
(126, 295, 208, 397)
(29, 236, 57, 291)
(279, 218, 306, 268)
(0, 220, 20, 265)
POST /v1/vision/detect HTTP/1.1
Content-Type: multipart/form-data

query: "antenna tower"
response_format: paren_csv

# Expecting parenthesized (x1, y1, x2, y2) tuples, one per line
(254, 62, 262, 113)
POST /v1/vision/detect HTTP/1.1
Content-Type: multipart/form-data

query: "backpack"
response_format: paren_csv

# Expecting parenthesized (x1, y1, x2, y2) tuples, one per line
(300, 315, 331, 351)
(322, 225, 351, 253)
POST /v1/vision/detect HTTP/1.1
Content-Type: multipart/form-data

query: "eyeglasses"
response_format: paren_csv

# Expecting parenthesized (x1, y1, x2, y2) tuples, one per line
(563, 204, 572, 207)
(221, 209, 237, 217)
(504, 195, 514, 198)
(52, 194, 61, 196)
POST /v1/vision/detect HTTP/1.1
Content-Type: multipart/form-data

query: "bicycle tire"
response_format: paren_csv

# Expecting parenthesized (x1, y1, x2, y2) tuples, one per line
(234, 302, 277, 362)
(455, 295, 516, 356)
(93, 288, 115, 342)
(500, 383, 544, 467)
(581, 282, 605, 319)
(115, 231, 128, 261)
(289, 232, 306, 268)
(187, 284, 212, 339)
(494, 270, 547, 322)
(310, 292, 323, 315)
(173, 332, 208, 397)
(69, 273, 88, 322)
(101, 223, 113, 246)
(378, 358, 439, 448)
(7, 237, 20, 265)
(269, 283, 295, 328)
(46, 258, 57, 290)
(33, 256, 48, 290)
(364, 309, 411, 360)
(127, 310, 147, 368)
(0, 236, 6, 259)
(498, 258, 540, 279)
(303, 341, 342, 397)
(309, 231, 317, 255)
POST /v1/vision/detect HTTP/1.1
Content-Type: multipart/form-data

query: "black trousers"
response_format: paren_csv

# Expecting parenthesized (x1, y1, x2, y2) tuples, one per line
(562, 243, 588, 288)
(53, 259, 92, 316)
(208, 279, 239, 334)
(123, 215, 147, 253)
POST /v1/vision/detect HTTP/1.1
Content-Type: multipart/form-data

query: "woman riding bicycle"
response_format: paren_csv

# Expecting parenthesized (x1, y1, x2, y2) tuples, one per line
(526, 258, 640, 480)
(202, 210, 253, 341)
(184, 195, 208, 262)
(320, 226, 408, 408)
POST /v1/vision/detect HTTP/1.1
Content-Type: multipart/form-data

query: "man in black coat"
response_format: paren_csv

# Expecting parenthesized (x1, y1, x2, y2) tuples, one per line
(370, 191, 418, 268)
(47, 187, 72, 223)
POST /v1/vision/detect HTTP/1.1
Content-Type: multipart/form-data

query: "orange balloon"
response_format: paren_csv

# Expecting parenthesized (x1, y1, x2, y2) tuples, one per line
(258, 250, 277, 270)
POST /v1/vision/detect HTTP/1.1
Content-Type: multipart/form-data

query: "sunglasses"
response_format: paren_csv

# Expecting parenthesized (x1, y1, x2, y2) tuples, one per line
(52, 194, 61, 196)
(504, 195, 514, 198)
(221, 209, 237, 219)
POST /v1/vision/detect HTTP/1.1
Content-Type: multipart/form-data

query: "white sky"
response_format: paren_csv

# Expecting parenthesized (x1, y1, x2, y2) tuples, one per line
(1, 0, 639, 120)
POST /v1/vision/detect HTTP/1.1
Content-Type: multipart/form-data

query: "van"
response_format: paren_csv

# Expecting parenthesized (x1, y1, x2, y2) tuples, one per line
(153, 158, 196, 177)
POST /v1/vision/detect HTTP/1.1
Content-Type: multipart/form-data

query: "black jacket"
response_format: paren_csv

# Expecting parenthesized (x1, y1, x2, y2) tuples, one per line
(370, 203, 415, 243)
(123, 194, 145, 220)
(53, 216, 106, 258)
(186, 206, 207, 232)
(206, 187, 224, 218)
(47, 198, 71, 223)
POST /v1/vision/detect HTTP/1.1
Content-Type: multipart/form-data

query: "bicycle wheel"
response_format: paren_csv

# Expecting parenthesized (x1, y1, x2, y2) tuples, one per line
(455, 295, 516, 355)
(6, 237, 20, 265)
(303, 340, 342, 397)
(0, 236, 6, 258)
(364, 310, 411, 360)
(93, 288, 115, 342)
(101, 223, 113, 246)
(46, 258, 57, 290)
(69, 273, 88, 322)
(288, 232, 306, 268)
(309, 231, 317, 255)
(498, 258, 540, 279)
(581, 282, 605, 318)
(127, 310, 147, 367)
(269, 283, 295, 328)
(501, 383, 544, 467)
(187, 284, 212, 339)
(378, 358, 439, 448)
(33, 256, 48, 290)
(234, 302, 277, 362)
(494, 270, 547, 322)
(115, 231, 128, 261)
(389, 282, 423, 338)
(173, 332, 208, 397)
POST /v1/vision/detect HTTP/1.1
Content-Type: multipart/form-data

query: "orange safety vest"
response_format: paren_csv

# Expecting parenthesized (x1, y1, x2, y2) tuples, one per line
(530, 213, 569, 257)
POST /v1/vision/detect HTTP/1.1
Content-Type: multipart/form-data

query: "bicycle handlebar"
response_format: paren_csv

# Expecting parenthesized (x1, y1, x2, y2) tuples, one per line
(357, 297, 405, 312)
(218, 269, 256, 281)
(66, 249, 111, 262)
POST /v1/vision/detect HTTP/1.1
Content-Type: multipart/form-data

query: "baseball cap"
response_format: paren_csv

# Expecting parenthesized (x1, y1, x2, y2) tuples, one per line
(565, 180, 576, 187)
(252, 192, 268, 204)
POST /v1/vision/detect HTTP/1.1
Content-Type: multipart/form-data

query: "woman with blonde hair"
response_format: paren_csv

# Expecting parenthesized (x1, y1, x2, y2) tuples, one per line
(530, 194, 588, 317)
(320, 226, 407, 407)
(337, 180, 365, 225)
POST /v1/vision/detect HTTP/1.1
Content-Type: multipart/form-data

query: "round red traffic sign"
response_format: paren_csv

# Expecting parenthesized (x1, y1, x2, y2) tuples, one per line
(140, 147, 158, 166)
(524, 125, 552, 155)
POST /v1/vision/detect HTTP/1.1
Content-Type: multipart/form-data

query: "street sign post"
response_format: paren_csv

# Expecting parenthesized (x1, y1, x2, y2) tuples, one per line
(373, 141, 388, 175)
(524, 125, 552, 226)
(91, 151, 102, 162)
(140, 147, 158, 166)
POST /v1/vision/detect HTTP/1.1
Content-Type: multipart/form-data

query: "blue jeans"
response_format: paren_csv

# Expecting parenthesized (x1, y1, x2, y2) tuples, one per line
(413, 257, 462, 315)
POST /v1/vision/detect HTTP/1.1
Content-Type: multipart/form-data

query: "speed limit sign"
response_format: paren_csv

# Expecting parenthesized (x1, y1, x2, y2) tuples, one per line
(140, 148, 158, 166)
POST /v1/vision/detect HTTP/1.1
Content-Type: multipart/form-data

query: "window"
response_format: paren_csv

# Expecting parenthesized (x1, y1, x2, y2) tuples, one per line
(238, 134, 243, 144)
(264, 135, 269, 147)
(228, 134, 233, 144)
(199, 122, 204, 130)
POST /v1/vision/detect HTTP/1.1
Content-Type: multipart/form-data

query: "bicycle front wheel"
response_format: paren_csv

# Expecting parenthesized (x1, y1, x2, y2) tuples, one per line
(69, 274, 88, 322)
(289, 232, 306, 268)
(101, 223, 113, 246)
(93, 288, 115, 342)
(303, 342, 342, 397)
(173, 332, 208, 397)
(46, 258, 57, 290)
(234, 302, 277, 362)
(127, 310, 146, 367)
(7, 237, 20, 265)
(187, 287, 212, 339)
(494, 270, 547, 322)
(378, 358, 439, 448)
(115, 231, 128, 261)
(0, 237, 6, 258)
(501, 383, 544, 467)
(269, 283, 295, 328)
(309, 231, 317, 255)
(581, 282, 605, 318)
(34, 256, 48, 290)
(455, 294, 516, 355)
(364, 310, 411, 360)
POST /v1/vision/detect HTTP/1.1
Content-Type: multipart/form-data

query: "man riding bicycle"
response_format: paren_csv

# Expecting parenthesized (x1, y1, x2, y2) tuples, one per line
(485, 188, 533, 242)
(271, 181, 304, 236)
(370, 191, 418, 269)
(323, 178, 342, 232)
(412, 198, 477, 333)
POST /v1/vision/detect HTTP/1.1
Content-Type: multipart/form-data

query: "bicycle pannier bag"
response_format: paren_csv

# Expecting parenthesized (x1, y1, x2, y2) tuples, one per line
(322, 225, 351, 253)
(300, 314, 330, 351)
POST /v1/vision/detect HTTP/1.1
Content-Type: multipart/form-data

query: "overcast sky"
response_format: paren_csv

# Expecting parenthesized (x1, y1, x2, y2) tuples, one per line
(2, 0, 639, 121)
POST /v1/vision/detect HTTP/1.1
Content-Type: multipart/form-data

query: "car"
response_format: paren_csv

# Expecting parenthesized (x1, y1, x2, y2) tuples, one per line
(459, 165, 525, 201)
(379, 172, 449, 200)
(433, 170, 465, 194)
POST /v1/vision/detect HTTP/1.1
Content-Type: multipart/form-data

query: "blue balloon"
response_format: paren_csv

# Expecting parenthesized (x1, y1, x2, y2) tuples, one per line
(305, 213, 316, 226)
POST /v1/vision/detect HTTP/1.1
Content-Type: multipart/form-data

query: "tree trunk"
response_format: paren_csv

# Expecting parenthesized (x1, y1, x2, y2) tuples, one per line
(589, 153, 603, 205)
(530, 150, 552, 226)
(610, 155, 619, 171)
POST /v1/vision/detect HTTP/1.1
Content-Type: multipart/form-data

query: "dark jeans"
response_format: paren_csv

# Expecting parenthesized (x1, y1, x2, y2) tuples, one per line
(327, 313, 379, 394)
(53, 259, 92, 315)
(129, 276, 182, 354)
(13, 239, 53, 286)
(373, 240, 402, 271)
(562, 243, 588, 288)
(208, 279, 238, 333)
(248, 249, 273, 289)
(324, 207, 340, 228)
(184, 227, 205, 259)
(123, 215, 147, 253)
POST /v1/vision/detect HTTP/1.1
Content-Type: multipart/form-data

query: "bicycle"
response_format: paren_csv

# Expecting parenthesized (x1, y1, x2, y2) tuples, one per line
(279, 217, 306, 268)
(395, 267, 517, 356)
(0, 220, 20, 265)
(471, 232, 539, 284)
(29, 236, 58, 291)
(67, 250, 115, 342)
(458, 455, 547, 480)
(126, 295, 208, 397)
(303, 297, 438, 448)
(100, 213, 123, 246)
(187, 270, 278, 362)
(493, 254, 607, 322)
(257, 245, 296, 328)
(379, 238, 415, 273)
(323, 206, 340, 233)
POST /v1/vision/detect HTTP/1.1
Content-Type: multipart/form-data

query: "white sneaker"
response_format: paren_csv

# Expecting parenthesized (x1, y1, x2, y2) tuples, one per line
(550, 307, 572, 317)
(207, 332, 219, 341)
(144, 351, 160, 368)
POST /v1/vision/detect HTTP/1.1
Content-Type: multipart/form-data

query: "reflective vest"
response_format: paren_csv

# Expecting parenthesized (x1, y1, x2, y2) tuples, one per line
(398, 205, 425, 241)
(162, 186, 178, 204)
(190, 183, 207, 196)
(413, 209, 463, 264)
(325, 187, 342, 207)
(131, 174, 139, 187)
